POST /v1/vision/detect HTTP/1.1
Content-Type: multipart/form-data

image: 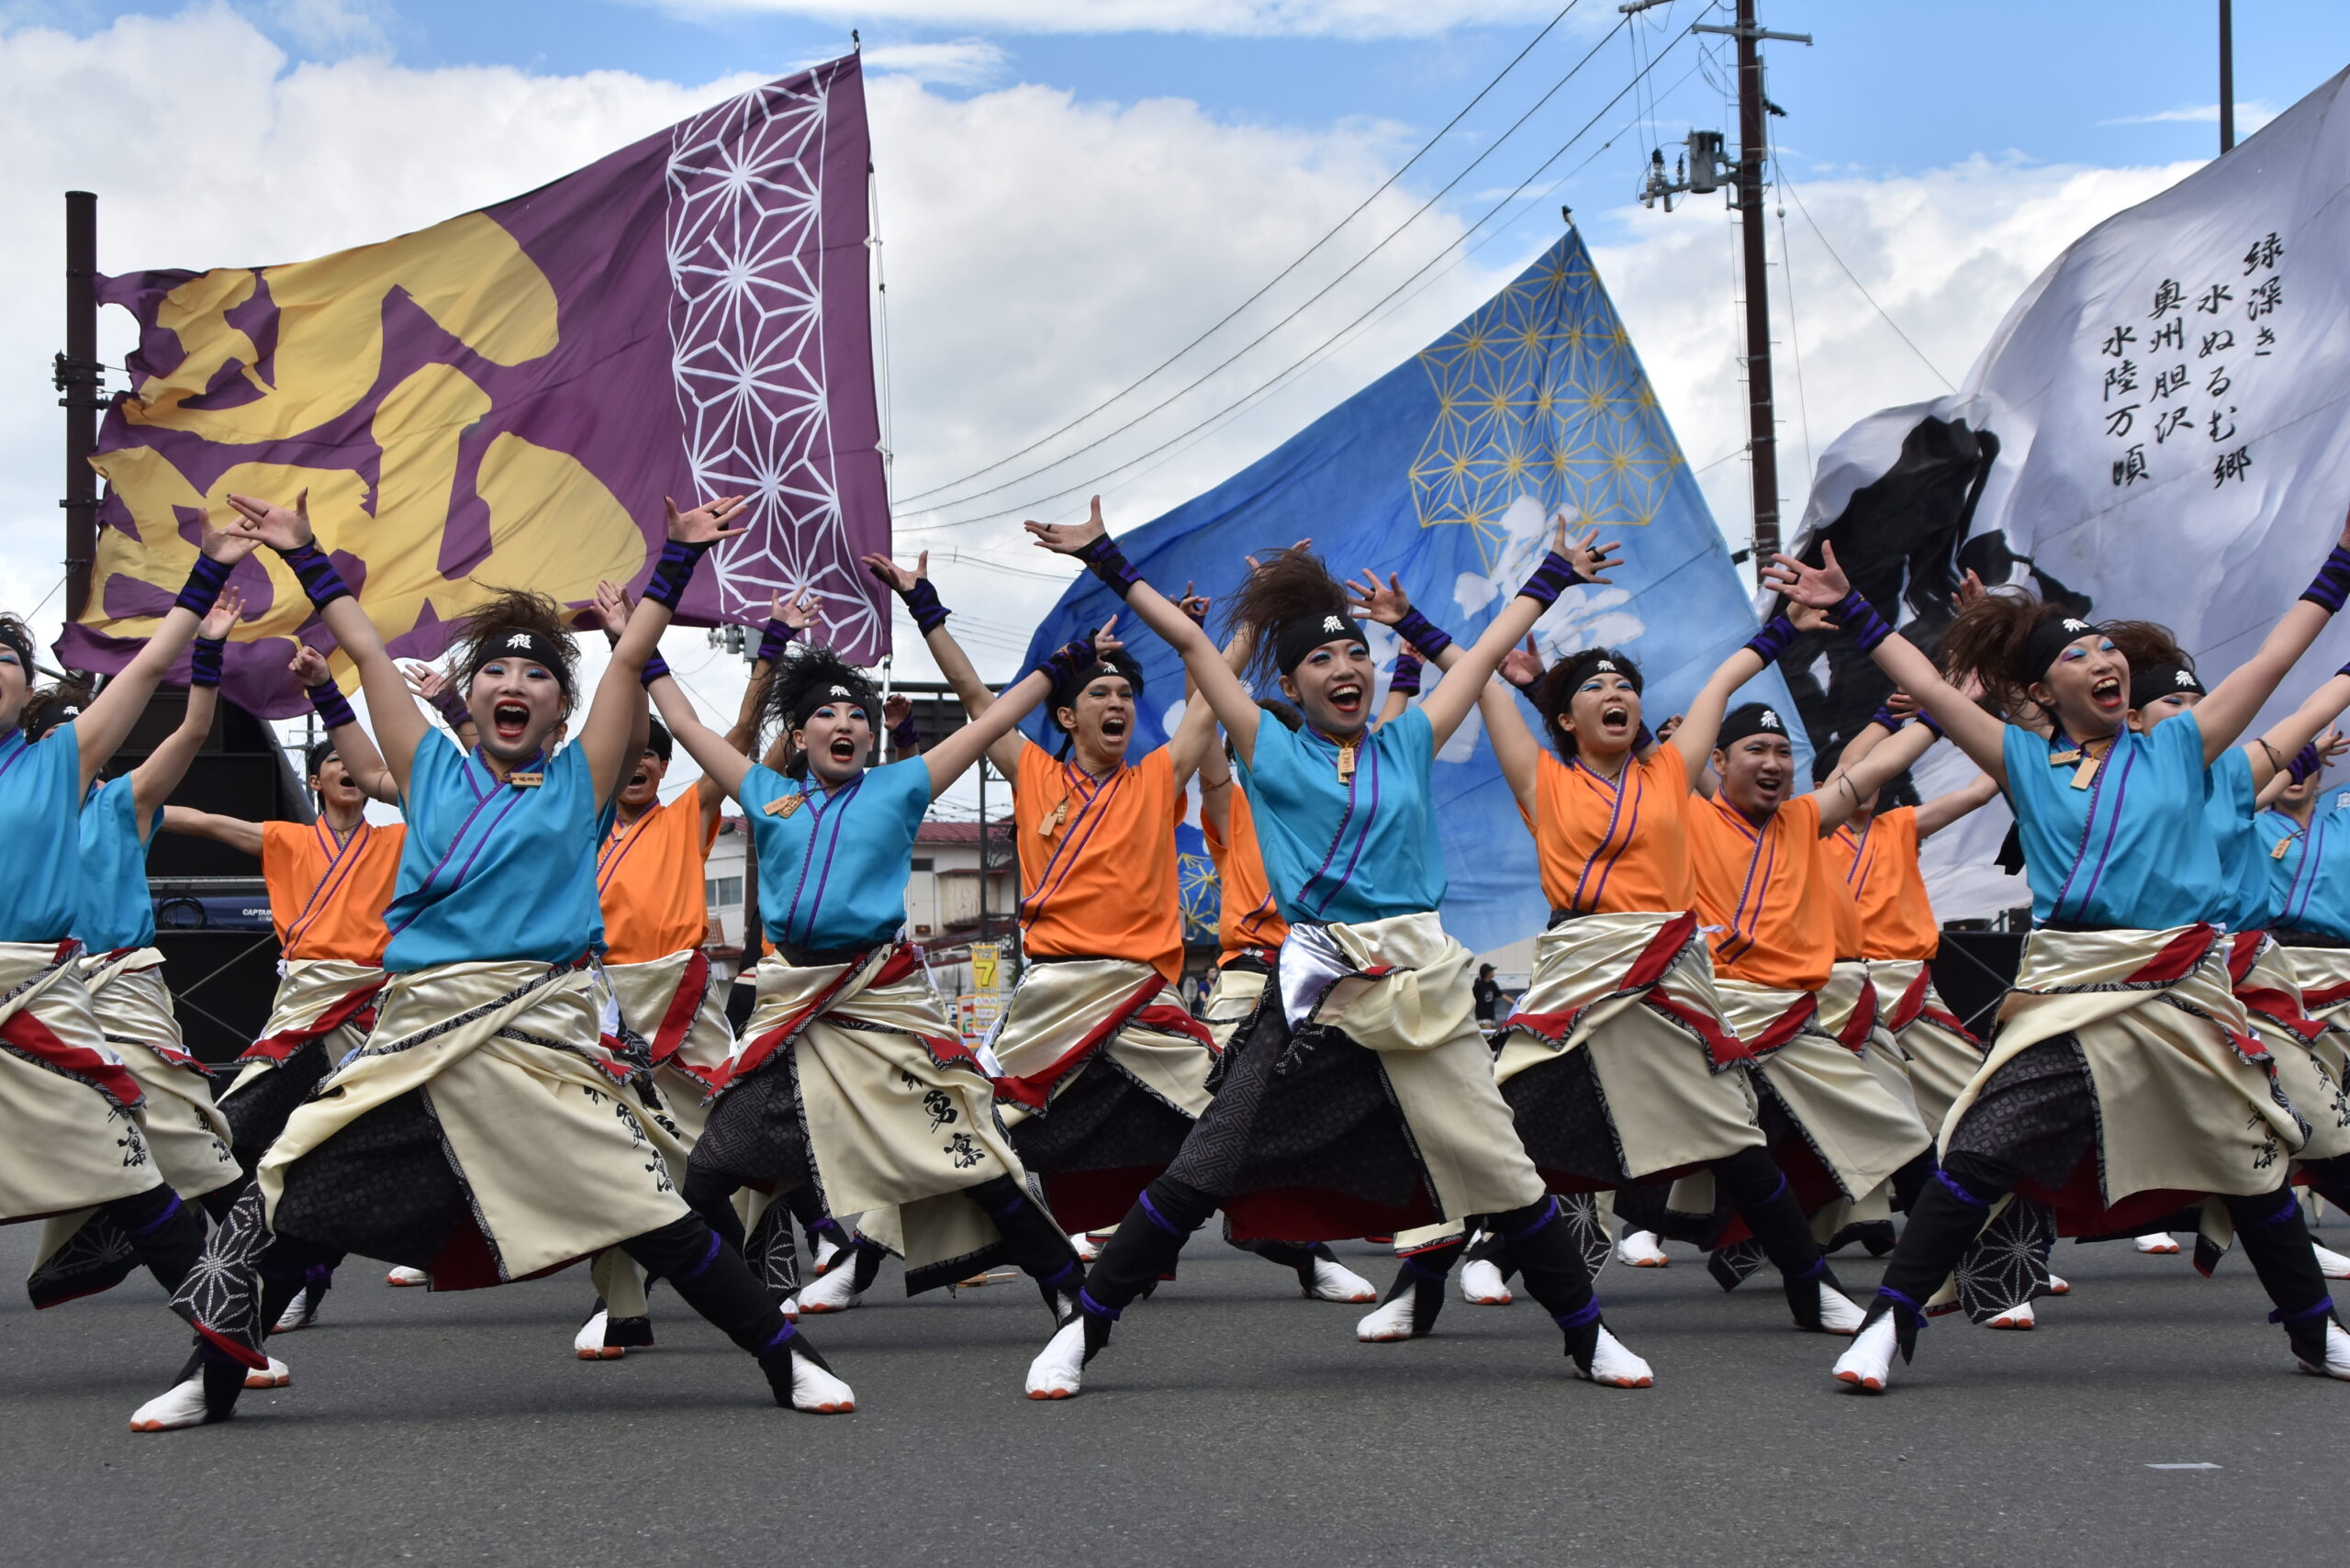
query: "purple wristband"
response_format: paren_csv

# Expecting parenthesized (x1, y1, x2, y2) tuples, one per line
(1916, 708, 1943, 740)
(901, 578, 950, 635)
(1074, 535, 1142, 600)
(2302, 545, 2350, 613)
(1389, 652, 1424, 697)
(1035, 637, 1097, 689)
(643, 538, 712, 611)
(279, 541, 352, 610)
(188, 636, 225, 689)
(2288, 743, 2323, 786)
(173, 554, 233, 618)
(1831, 589, 1894, 653)
(1393, 607, 1453, 661)
(641, 654, 672, 687)
(1516, 550, 1583, 609)
(1742, 614, 1799, 665)
(890, 715, 920, 752)
(755, 619, 798, 663)
(306, 679, 357, 730)
(1867, 703, 1903, 733)
(428, 684, 470, 728)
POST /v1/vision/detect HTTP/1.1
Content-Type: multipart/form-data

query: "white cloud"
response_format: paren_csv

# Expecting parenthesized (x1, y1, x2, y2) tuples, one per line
(265, 0, 391, 55)
(859, 38, 1009, 85)
(661, 0, 1564, 39)
(2101, 100, 2278, 132)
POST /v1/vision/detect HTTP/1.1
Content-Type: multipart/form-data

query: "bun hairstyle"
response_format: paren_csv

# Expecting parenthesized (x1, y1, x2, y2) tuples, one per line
(1531, 647, 1643, 761)
(1941, 588, 2178, 720)
(760, 644, 880, 780)
(21, 672, 95, 741)
(1222, 546, 1355, 689)
(449, 588, 579, 715)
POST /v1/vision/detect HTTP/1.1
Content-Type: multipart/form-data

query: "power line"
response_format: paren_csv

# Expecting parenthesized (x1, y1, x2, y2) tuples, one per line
(904, 17, 1708, 534)
(890, 0, 1594, 510)
(898, 13, 1640, 527)
(1776, 171, 1956, 391)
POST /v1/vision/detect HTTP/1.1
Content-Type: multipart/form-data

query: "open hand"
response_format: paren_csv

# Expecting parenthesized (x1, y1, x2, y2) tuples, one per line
(197, 585, 244, 642)
(224, 492, 312, 554)
(1788, 599, 1839, 635)
(592, 581, 632, 640)
(1498, 636, 1543, 689)
(401, 661, 450, 702)
(859, 551, 926, 594)
(665, 493, 750, 545)
(1760, 543, 1852, 610)
(1024, 496, 1108, 557)
(774, 586, 821, 632)
(1343, 570, 1412, 626)
(2321, 727, 2350, 768)
(1558, 519, 1620, 585)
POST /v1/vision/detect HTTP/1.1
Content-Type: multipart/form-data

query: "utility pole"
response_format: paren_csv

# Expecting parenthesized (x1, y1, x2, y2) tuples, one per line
(58, 190, 103, 624)
(1630, 0, 1808, 575)
(2219, 0, 2235, 153)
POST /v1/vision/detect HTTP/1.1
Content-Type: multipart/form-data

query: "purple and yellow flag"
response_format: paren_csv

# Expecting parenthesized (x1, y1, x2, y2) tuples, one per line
(62, 54, 890, 715)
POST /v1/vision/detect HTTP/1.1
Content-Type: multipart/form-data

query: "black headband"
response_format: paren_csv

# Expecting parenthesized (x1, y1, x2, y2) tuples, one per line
(2129, 662, 2204, 711)
(2022, 613, 2100, 685)
(791, 678, 878, 731)
(1275, 610, 1369, 675)
(1050, 641, 1145, 716)
(476, 629, 572, 693)
(1718, 702, 1791, 748)
(0, 624, 35, 679)
(1560, 648, 1643, 696)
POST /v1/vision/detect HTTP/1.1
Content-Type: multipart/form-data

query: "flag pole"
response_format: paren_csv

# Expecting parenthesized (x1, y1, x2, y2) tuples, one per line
(59, 189, 101, 627)
(2218, 0, 2235, 154)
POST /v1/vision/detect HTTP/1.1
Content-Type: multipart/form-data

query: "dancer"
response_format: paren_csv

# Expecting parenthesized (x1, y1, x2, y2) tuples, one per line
(645, 609, 1089, 1327)
(1024, 506, 1656, 1400)
(130, 489, 851, 1431)
(26, 591, 247, 1311)
(570, 586, 795, 1360)
(161, 647, 408, 1318)
(0, 524, 241, 1334)
(864, 552, 1257, 1280)
(1762, 532, 2350, 1390)
(1343, 576, 1879, 1335)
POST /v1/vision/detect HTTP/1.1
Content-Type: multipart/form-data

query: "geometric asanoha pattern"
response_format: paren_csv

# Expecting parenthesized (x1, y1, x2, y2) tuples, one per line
(666, 63, 881, 654)
(1410, 244, 1685, 571)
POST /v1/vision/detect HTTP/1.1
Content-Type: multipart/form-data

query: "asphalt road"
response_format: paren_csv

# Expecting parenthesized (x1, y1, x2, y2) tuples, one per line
(4, 1221, 2343, 1567)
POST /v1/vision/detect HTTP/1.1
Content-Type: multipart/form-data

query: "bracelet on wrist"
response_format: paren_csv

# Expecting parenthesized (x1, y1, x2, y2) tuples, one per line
(173, 554, 233, 619)
(188, 637, 225, 689)
(901, 578, 951, 635)
(1393, 607, 1453, 661)
(280, 541, 352, 610)
(1073, 535, 1142, 600)
(1516, 550, 1582, 610)
(643, 538, 713, 611)
(307, 678, 358, 730)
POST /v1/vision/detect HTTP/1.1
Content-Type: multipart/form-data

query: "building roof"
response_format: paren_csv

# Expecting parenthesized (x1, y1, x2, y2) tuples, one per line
(916, 820, 1014, 845)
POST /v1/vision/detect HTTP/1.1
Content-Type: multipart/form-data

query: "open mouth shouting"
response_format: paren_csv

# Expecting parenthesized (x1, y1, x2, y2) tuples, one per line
(1326, 680, 1364, 720)
(2090, 674, 2124, 712)
(492, 700, 531, 744)
(1598, 700, 1631, 738)
(1100, 711, 1129, 740)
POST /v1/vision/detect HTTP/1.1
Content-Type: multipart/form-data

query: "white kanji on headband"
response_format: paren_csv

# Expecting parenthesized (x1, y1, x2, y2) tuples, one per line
(1594, 659, 1617, 673)
(505, 633, 532, 650)
(1759, 710, 1782, 729)
(2176, 670, 2197, 687)
(2062, 619, 2091, 634)
(828, 685, 852, 698)
(1322, 615, 1347, 634)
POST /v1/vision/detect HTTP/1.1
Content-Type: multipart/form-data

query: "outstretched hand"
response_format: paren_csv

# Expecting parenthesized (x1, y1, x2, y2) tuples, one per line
(1024, 496, 1109, 556)
(859, 551, 926, 594)
(1343, 570, 1412, 626)
(1558, 519, 1620, 585)
(2320, 727, 2350, 768)
(225, 492, 313, 553)
(665, 493, 749, 545)
(402, 661, 451, 702)
(1092, 614, 1125, 658)
(1498, 636, 1544, 689)
(197, 585, 244, 642)
(593, 581, 632, 641)
(1759, 543, 1852, 610)
(773, 586, 821, 632)
(1788, 599, 1839, 635)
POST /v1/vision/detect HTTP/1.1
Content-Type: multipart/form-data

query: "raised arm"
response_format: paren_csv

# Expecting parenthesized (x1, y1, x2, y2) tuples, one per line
(1024, 498, 1266, 766)
(2238, 667, 2350, 790)
(864, 550, 1025, 779)
(647, 674, 755, 804)
(1763, 543, 2009, 788)
(1416, 516, 1617, 750)
(1917, 772, 2001, 838)
(292, 646, 399, 805)
(129, 588, 241, 823)
(923, 659, 1061, 798)
(592, 496, 748, 809)
(161, 804, 263, 858)
(73, 517, 257, 795)
(2193, 508, 2350, 762)
(1813, 711, 1941, 834)
(227, 490, 429, 794)
(1164, 588, 1223, 787)
(691, 588, 813, 826)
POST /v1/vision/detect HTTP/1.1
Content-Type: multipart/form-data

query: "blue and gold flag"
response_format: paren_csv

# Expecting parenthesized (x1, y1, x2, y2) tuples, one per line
(1024, 227, 1800, 954)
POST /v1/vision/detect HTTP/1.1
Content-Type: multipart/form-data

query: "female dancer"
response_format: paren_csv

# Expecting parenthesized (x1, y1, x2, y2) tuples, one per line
(1023, 505, 1656, 1399)
(642, 603, 1092, 1325)
(863, 554, 1273, 1281)
(27, 591, 248, 1312)
(1763, 530, 2350, 1390)
(1341, 577, 1877, 1335)
(130, 489, 851, 1431)
(0, 525, 240, 1331)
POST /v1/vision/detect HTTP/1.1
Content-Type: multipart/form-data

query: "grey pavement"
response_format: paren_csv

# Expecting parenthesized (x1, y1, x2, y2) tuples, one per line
(2, 1221, 2343, 1567)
